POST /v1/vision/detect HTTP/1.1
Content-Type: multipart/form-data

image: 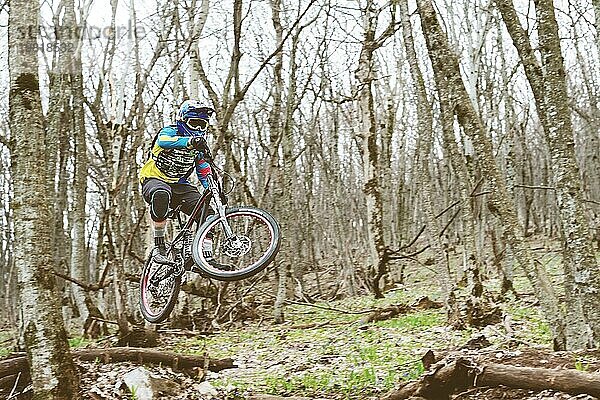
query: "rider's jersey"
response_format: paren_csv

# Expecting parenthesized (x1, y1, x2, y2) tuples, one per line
(139, 125, 211, 188)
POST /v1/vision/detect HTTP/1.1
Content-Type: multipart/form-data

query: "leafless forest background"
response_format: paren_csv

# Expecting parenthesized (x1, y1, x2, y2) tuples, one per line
(1, 0, 600, 360)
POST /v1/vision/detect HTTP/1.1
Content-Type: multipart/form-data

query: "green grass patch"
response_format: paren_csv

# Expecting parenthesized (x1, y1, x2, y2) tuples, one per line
(376, 310, 443, 330)
(506, 304, 552, 345)
(68, 336, 93, 348)
(171, 289, 469, 399)
(0, 347, 10, 358)
(262, 367, 384, 398)
(0, 330, 14, 358)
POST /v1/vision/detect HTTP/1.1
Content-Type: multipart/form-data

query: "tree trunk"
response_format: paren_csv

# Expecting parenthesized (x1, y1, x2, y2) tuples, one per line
(188, 0, 210, 99)
(57, 0, 90, 328)
(269, 0, 287, 323)
(417, 0, 566, 348)
(399, 0, 458, 322)
(355, 1, 395, 298)
(497, 0, 600, 348)
(8, 0, 80, 397)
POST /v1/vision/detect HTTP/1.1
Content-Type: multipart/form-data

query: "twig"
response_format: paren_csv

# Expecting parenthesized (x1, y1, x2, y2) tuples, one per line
(453, 387, 481, 398)
(52, 271, 93, 291)
(389, 244, 431, 260)
(403, 225, 426, 251)
(7, 372, 21, 400)
(90, 317, 119, 326)
(52, 270, 108, 292)
(282, 299, 377, 315)
(0, 337, 13, 345)
(217, 265, 275, 323)
(438, 209, 461, 237)
(388, 224, 426, 255)
(514, 184, 555, 190)
(435, 200, 460, 219)
(95, 334, 118, 344)
(469, 177, 485, 197)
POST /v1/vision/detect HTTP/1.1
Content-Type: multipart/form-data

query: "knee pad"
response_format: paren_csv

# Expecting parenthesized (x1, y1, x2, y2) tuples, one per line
(150, 189, 171, 222)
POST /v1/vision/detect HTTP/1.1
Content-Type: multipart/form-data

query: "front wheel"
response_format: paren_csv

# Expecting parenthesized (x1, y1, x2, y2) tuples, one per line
(191, 207, 281, 281)
(139, 250, 181, 323)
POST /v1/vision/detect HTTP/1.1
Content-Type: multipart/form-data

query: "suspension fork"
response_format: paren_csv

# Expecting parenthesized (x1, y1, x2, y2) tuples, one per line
(207, 175, 235, 238)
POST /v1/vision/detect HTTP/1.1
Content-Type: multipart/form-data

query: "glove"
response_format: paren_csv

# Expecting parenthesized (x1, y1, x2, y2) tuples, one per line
(188, 136, 208, 151)
(188, 136, 212, 159)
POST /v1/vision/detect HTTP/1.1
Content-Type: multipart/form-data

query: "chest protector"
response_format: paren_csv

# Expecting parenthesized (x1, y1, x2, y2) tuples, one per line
(153, 148, 196, 179)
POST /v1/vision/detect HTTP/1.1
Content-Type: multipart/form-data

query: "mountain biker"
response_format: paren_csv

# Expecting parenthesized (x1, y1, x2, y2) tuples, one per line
(139, 100, 215, 262)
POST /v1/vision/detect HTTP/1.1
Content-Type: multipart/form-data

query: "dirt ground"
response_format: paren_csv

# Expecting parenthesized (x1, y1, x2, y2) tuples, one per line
(78, 346, 600, 399)
(3, 337, 600, 399)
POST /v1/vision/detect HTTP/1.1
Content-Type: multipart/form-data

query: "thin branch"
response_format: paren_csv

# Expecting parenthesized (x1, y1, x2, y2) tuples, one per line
(217, 264, 276, 323)
(469, 177, 485, 196)
(388, 224, 426, 256)
(52, 270, 108, 292)
(435, 200, 460, 219)
(514, 184, 556, 190)
(438, 209, 461, 238)
(219, 0, 318, 127)
(89, 316, 120, 326)
(585, 198, 600, 206)
(53, 271, 94, 291)
(389, 244, 431, 260)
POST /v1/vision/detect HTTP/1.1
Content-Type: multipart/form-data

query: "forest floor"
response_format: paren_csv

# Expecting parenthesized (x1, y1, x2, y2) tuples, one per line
(2, 248, 600, 399)
(73, 282, 600, 400)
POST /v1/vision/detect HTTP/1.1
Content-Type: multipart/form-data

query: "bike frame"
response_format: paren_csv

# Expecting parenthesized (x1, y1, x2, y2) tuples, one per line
(162, 169, 228, 273)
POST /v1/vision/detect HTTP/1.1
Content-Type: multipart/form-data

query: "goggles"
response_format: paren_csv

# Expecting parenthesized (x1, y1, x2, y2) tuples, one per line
(185, 118, 209, 131)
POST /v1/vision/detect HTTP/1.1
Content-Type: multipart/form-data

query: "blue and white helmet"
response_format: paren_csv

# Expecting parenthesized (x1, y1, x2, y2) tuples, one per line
(176, 100, 215, 136)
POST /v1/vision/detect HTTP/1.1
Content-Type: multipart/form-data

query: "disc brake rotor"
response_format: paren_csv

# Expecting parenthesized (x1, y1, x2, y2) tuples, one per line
(222, 235, 251, 257)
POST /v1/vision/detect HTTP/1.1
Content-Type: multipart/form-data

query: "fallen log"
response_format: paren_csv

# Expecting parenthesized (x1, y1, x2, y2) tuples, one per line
(382, 355, 600, 399)
(360, 297, 443, 325)
(248, 396, 329, 400)
(360, 304, 411, 324)
(476, 362, 600, 396)
(0, 347, 235, 380)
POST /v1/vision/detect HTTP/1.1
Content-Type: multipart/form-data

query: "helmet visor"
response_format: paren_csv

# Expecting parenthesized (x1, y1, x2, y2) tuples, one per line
(185, 118, 209, 131)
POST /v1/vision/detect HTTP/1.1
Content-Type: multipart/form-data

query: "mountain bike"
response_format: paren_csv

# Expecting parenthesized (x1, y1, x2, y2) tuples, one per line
(139, 155, 281, 323)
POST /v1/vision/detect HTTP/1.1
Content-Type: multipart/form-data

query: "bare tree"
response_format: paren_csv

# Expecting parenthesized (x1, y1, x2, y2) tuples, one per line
(496, 0, 600, 348)
(417, 0, 566, 348)
(354, 0, 397, 298)
(8, 0, 80, 396)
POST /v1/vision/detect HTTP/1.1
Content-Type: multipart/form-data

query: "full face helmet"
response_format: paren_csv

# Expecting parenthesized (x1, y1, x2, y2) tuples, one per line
(176, 100, 215, 136)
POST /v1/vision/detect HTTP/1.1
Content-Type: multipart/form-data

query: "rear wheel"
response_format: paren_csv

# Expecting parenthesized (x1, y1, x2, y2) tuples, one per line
(139, 250, 181, 323)
(191, 207, 281, 281)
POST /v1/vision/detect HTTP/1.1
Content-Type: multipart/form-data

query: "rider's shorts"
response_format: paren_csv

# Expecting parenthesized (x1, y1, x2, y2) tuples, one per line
(141, 178, 201, 222)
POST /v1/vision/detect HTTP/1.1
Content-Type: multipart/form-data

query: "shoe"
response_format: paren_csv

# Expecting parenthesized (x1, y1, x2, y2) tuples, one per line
(152, 246, 176, 266)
